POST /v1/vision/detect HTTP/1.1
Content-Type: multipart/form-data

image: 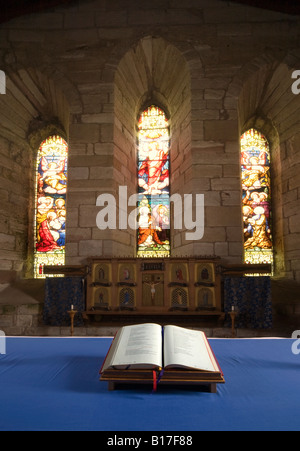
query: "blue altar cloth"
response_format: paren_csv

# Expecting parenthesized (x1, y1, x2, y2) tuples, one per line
(0, 336, 299, 431)
(43, 277, 85, 326)
(224, 276, 272, 328)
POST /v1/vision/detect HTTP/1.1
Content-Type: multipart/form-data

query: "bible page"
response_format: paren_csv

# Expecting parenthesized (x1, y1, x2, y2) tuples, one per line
(163, 325, 219, 372)
(104, 323, 163, 369)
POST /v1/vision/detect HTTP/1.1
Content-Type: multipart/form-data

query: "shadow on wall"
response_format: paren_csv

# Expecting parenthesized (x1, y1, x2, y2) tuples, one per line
(271, 278, 300, 317)
(0, 271, 45, 305)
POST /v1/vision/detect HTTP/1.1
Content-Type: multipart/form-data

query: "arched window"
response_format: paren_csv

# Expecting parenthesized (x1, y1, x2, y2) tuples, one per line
(240, 129, 273, 266)
(137, 105, 170, 257)
(34, 135, 68, 278)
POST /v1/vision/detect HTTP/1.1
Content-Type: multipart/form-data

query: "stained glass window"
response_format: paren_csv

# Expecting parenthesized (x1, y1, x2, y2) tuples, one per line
(34, 135, 68, 278)
(137, 106, 170, 258)
(240, 129, 273, 266)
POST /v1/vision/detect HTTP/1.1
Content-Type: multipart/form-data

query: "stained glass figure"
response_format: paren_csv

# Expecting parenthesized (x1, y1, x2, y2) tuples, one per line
(240, 129, 273, 265)
(34, 135, 68, 278)
(137, 106, 170, 257)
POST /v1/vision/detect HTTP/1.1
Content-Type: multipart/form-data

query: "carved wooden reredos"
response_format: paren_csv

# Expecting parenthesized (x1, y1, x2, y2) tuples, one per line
(85, 257, 222, 317)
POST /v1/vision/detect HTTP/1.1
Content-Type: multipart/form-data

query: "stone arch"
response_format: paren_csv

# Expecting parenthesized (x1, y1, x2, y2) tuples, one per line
(0, 66, 74, 146)
(2, 44, 82, 119)
(0, 62, 76, 277)
(234, 50, 300, 279)
(227, 49, 300, 137)
(113, 35, 192, 135)
(112, 36, 194, 256)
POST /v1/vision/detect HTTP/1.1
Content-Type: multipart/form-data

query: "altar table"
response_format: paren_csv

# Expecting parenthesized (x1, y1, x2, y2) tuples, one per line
(0, 336, 299, 431)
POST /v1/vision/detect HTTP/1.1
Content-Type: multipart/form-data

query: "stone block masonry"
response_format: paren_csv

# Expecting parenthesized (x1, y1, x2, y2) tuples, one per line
(0, 0, 299, 283)
(0, 303, 43, 335)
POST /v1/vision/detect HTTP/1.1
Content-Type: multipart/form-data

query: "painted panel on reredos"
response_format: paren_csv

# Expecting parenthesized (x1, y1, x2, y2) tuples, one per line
(93, 263, 111, 283)
(196, 287, 216, 311)
(195, 263, 215, 284)
(170, 287, 188, 311)
(118, 263, 136, 283)
(92, 287, 111, 311)
(170, 263, 189, 283)
(118, 287, 136, 310)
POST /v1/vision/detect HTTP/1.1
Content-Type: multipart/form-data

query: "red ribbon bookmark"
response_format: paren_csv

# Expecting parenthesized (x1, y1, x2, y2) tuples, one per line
(152, 370, 157, 392)
(152, 368, 165, 393)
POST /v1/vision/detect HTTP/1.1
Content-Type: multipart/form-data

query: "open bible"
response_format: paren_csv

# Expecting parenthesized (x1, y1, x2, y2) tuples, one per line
(100, 323, 225, 391)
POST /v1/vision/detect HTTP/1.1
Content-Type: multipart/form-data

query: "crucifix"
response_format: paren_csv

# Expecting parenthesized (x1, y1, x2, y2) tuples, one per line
(143, 279, 162, 306)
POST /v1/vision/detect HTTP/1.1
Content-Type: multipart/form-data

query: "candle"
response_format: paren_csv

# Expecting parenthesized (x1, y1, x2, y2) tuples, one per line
(231, 305, 235, 311)
(71, 305, 74, 310)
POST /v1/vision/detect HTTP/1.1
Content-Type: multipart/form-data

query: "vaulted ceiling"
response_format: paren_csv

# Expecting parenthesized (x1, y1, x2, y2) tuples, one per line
(0, 0, 299, 24)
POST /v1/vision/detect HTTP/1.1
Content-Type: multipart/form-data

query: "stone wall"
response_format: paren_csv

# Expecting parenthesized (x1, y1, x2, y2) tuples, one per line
(281, 133, 300, 281)
(0, 0, 299, 281)
(0, 136, 31, 275)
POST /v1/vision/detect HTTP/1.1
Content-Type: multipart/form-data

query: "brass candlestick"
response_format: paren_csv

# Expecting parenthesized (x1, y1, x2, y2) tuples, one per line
(229, 310, 238, 338)
(68, 310, 77, 336)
